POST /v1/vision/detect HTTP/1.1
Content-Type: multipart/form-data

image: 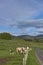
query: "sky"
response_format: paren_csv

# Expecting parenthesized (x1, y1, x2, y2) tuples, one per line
(0, 0, 43, 36)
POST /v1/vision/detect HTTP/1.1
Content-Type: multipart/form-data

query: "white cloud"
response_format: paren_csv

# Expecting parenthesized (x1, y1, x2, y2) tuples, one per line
(37, 28, 43, 32)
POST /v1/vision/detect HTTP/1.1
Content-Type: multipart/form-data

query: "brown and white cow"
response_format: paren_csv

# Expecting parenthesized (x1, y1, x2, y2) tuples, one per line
(16, 47, 23, 53)
(16, 47, 27, 54)
(9, 49, 14, 55)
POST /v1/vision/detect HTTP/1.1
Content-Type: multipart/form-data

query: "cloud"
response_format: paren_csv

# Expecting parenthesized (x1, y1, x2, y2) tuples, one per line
(9, 19, 43, 29)
(37, 28, 43, 33)
(0, 0, 43, 26)
(0, 0, 43, 35)
(0, 17, 43, 28)
(0, 18, 15, 25)
(0, 17, 43, 35)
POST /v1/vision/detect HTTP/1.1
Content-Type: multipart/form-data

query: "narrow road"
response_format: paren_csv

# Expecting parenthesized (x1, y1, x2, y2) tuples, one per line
(35, 48, 43, 65)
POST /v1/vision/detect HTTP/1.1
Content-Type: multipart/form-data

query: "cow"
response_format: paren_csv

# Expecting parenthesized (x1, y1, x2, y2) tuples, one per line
(9, 49, 14, 55)
(27, 46, 29, 50)
(16, 47, 23, 53)
(16, 47, 27, 54)
(16, 46, 32, 54)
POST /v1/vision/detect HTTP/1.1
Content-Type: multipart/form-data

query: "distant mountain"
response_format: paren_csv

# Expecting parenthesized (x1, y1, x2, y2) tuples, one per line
(17, 34, 43, 42)
(18, 34, 43, 38)
(17, 35, 34, 39)
(36, 34, 43, 38)
(17, 34, 43, 39)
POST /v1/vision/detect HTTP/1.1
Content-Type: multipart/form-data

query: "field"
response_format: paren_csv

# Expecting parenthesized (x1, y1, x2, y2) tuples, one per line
(0, 38, 43, 65)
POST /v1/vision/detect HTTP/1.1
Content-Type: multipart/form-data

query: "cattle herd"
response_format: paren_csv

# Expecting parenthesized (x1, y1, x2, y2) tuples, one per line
(9, 46, 32, 55)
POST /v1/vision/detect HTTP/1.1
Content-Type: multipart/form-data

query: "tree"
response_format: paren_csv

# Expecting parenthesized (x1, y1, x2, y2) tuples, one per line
(0, 32, 12, 40)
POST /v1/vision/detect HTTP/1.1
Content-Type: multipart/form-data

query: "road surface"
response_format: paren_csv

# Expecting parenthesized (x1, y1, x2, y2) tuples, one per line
(35, 48, 43, 65)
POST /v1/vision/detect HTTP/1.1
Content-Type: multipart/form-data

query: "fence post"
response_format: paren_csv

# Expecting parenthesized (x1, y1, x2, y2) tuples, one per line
(23, 50, 29, 65)
(23, 58, 24, 65)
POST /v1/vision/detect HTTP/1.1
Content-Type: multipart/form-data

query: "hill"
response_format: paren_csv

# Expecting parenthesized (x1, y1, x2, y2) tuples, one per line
(36, 35, 43, 38)
(0, 32, 12, 40)
(17, 34, 43, 42)
(0, 32, 43, 42)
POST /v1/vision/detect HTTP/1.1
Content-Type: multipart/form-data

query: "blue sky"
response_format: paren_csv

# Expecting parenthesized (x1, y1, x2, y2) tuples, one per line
(0, 0, 43, 36)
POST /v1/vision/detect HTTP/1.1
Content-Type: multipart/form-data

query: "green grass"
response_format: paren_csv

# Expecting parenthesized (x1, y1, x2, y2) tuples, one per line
(27, 49, 40, 65)
(0, 38, 43, 65)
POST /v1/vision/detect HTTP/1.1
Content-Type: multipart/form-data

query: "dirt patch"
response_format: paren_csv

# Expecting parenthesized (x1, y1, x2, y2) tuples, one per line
(0, 58, 7, 65)
(0, 56, 14, 65)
